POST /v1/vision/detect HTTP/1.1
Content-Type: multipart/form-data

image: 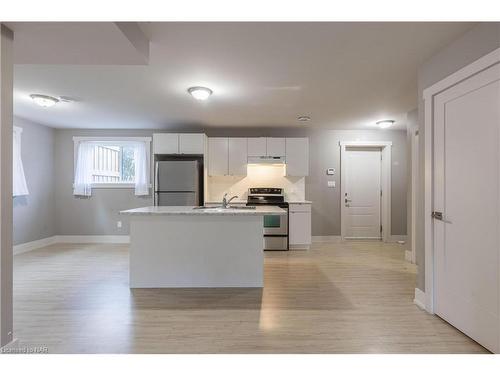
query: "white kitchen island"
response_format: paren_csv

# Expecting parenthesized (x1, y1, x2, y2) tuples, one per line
(120, 206, 286, 288)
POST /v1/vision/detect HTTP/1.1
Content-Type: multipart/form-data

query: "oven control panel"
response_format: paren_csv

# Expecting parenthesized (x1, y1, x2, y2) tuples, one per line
(248, 188, 283, 195)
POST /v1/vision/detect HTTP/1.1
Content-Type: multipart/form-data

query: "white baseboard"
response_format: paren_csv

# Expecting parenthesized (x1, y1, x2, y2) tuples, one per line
(405, 250, 413, 263)
(414, 288, 426, 310)
(13, 236, 58, 255)
(389, 235, 407, 243)
(312, 235, 342, 243)
(14, 235, 130, 255)
(55, 235, 130, 244)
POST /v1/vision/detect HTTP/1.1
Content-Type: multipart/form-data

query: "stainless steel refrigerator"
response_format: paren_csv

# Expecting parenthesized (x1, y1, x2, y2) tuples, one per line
(154, 160, 202, 206)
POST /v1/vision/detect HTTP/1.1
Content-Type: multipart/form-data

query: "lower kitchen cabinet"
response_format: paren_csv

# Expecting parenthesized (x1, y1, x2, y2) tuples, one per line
(289, 203, 312, 249)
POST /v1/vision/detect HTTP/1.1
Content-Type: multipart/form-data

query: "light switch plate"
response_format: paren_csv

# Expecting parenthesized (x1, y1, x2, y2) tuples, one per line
(327, 181, 336, 188)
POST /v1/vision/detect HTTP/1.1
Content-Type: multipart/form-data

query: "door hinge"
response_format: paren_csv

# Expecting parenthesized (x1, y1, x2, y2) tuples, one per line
(380, 225, 382, 233)
(380, 190, 382, 197)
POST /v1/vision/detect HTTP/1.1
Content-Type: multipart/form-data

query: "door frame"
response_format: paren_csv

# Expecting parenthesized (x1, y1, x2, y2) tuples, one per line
(340, 141, 392, 242)
(410, 130, 419, 264)
(422, 47, 500, 314)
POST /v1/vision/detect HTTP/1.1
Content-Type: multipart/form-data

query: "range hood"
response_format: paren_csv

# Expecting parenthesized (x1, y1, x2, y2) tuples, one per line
(247, 156, 286, 164)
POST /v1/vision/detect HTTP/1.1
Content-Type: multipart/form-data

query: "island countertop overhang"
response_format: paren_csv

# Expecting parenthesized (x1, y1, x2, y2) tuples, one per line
(120, 206, 286, 216)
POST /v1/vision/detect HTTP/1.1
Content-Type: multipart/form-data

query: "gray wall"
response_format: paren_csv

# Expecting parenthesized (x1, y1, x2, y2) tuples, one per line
(305, 129, 407, 236)
(16, 126, 407, 242)
(1, 23, 14, 347)
(416, 23, 500, 291)
(13, 117, 56, 245)
(195, 127, 406, 236)
(54, 129, 154, 236)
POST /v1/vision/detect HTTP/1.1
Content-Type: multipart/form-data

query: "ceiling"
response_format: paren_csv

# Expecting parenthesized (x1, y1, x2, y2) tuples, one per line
(10, 22, 475, 130)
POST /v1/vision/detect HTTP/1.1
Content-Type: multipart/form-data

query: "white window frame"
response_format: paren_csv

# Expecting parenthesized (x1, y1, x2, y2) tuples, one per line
(73, 136, 152, 189)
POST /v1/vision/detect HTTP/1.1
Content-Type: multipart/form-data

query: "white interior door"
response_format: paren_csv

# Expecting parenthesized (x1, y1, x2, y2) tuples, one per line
(433, 62, 500, 353)
(344, 147, 382, 239)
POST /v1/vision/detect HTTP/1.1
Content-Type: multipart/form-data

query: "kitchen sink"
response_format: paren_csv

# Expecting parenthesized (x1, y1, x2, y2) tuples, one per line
(192, 205, 256, 210)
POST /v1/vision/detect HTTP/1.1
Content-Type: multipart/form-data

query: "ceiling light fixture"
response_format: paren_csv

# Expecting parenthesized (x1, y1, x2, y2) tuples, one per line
(30, 94, 59, 108)
(187, 86, 213, 101)
(298, 115, 311, 122)
(376, 120, 395, 129)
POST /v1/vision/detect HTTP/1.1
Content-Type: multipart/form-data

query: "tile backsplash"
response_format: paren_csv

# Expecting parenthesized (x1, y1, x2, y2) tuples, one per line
(207, 164, 305, 202)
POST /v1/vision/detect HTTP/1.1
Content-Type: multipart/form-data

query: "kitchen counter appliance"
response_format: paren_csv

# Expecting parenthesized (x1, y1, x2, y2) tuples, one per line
(247, 187, 288, 250)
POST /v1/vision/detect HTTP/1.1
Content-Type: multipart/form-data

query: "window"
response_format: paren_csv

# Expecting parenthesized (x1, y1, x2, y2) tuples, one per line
(13, 126, 29, 197)
(73, 137, 151, 196)
(91, 144, 135, 184)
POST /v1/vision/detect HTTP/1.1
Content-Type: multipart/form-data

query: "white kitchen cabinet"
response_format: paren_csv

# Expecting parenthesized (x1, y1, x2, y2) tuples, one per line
(286, 137, 309, 176)
(266, 137, 286, 157)
(179, 134, 205, 154)
(289, 203, 311, 249)
(153, 133, 205, 155)
(247, 138, 267, 156)
(228, 138, 248, 176)
(208, 138, 228, 176)
(153, 133, 179, 154)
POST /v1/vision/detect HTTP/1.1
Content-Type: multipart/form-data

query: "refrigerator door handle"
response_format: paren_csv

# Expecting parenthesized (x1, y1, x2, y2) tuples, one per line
(154, 162, 159, 193)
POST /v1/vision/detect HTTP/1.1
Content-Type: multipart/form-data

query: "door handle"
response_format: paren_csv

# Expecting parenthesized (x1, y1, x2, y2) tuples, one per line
(345, 198, 352, 204)
(432, 211, 443, 220)
(432, 211, 452, 223)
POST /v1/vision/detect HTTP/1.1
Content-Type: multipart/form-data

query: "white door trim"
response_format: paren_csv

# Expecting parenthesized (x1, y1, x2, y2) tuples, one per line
(340, 141, 392, 242)
(423, 47, 500, 314)
(410, 130, 419, 264)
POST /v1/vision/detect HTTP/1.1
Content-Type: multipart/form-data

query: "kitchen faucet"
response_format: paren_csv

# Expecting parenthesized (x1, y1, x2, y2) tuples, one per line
(222, 193, 239, 208)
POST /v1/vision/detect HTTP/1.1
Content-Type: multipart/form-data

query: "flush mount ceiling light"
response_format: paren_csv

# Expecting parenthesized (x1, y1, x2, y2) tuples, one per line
(30, 94, 60, 108)
(187, 86, 213, 101)
(297, 115, 311, 122)
(376, 120, 395, 129)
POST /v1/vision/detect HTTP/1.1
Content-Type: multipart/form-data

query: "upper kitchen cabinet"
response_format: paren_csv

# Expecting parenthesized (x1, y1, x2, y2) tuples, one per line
(247, 137, 267, 156)
(208, 138, 228, 176)
(247, 137, 285, 157)
(266, 138, 286, 157)
(153, 133, 206, 155)
(179, 134, 205, 154)
(286, 138, 309, 176)
(153, 133, 179, 154)
(228, 138, 248, 175)
(208, 137, 248, 176)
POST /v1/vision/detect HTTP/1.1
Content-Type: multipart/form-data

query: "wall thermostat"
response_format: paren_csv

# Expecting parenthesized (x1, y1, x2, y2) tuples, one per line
(327, 168, 335, 175)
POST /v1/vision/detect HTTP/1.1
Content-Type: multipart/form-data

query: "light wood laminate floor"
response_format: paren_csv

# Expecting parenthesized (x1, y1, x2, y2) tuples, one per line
(13, 241, 488, 353)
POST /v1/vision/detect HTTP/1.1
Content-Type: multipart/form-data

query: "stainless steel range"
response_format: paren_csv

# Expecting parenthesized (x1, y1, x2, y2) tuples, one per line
(247, 188, 288, 251)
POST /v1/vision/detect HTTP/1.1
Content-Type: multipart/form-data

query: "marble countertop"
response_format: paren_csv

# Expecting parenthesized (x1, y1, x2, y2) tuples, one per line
(120, 206, 286, 216)
(204, 200, 247, 205)
(205, 200, 312, 204)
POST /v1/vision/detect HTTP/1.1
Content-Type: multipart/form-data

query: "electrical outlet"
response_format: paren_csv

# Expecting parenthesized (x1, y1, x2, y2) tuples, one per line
(117, 221, 122, 228)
